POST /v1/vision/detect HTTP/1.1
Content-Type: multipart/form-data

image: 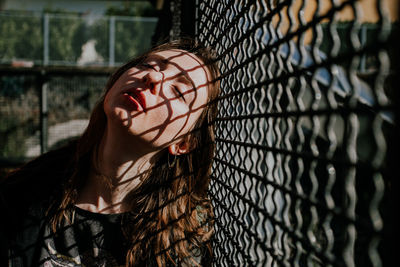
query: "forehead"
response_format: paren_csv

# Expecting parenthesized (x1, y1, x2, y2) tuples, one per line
(150, 49, 210, 88)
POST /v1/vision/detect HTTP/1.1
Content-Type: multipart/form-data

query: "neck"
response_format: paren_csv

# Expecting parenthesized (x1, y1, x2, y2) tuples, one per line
(76, 124, 161, 214)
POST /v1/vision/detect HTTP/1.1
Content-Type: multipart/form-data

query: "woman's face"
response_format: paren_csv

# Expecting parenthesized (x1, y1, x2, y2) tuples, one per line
(103, 49, 211, 153)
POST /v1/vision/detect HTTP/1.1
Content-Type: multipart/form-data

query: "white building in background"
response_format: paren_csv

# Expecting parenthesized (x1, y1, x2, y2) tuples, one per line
(77, 39, 104, 66)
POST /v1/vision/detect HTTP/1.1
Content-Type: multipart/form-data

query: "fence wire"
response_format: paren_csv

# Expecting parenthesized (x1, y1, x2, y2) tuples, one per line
(191, 0, 396, 266)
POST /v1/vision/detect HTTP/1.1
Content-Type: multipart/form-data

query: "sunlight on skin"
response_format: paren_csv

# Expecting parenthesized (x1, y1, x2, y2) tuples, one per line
(104, 49, 211, 152)
(76, 50, 212, 214)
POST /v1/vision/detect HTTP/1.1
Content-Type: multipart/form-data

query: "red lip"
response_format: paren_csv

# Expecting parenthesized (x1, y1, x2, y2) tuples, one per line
(123, 88, 146, 111)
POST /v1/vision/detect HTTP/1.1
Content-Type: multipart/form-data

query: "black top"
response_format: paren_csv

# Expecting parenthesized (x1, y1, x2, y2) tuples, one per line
(38, 207, 128, 267)
(0, 144, 211, 267)
(0, 144, 132, 267)
(0, 143, 76, 266)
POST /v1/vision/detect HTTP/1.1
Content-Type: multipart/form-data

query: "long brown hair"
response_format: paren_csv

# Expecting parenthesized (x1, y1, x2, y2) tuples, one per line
(49, 38, 220, 266)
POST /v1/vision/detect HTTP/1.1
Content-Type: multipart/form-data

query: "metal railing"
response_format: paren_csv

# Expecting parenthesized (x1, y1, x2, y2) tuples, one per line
(0, 11, 158, 67)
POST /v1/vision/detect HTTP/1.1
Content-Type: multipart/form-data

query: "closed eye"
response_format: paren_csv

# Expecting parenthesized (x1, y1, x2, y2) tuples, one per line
(140, 62, 157, 71)
(172, 85, 186, 101)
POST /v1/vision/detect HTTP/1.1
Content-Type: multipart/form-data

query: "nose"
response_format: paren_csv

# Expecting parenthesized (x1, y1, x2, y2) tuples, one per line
(143, 70, 163, 95)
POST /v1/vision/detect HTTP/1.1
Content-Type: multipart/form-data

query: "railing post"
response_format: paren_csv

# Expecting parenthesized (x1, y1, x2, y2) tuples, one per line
(39, 71, 48, 154)
(109, 16, 115, 67)
(43, 13, 49, 66)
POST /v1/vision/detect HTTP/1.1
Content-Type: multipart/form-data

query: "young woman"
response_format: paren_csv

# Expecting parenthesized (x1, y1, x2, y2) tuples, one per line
(0, 39, 220, 267)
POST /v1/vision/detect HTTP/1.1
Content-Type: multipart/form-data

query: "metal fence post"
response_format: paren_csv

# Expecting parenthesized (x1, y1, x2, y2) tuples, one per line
(109, 16, 115, 67)
(39, 71, 48, 154)
(43, 13, 49, 66)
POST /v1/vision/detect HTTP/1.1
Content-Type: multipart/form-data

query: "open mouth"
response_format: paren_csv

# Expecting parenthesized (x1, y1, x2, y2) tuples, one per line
(124, 90, 145, 111)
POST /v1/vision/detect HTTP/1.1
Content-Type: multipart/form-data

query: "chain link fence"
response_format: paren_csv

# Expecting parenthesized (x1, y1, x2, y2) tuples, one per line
(186, 0, 396, 266)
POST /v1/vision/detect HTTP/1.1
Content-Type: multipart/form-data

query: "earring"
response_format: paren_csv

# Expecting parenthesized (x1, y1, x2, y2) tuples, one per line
(168, 153, 177, 168)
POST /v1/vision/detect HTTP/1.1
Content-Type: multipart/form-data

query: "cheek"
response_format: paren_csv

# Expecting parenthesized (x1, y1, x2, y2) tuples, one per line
(168, 108, 202, 136)
(103, 89, 131, 123)
(103, 89, 119, 115)
(103, 92, 112, 115)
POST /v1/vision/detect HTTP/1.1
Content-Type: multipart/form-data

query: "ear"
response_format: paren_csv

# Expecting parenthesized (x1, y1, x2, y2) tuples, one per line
(168, 139, 191, 155)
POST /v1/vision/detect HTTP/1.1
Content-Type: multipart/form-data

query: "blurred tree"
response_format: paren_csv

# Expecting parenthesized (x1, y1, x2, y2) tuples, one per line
(90, 18, 109, 62)
(105, 1, 156, 17)
(49, 16, 85, 62)
(0, 14, 42, 62)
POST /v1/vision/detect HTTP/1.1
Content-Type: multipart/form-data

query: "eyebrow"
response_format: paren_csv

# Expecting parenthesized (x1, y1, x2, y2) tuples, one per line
(146, 54, 197, 91)
(177, 72, 196, 90)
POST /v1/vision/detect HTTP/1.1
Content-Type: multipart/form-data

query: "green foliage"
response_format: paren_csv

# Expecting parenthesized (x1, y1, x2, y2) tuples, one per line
(115, 19, 157, 62)
(105, 2, 156, 17)
(0, 83, 39, 159)
(49, 16, 86, 62)
(0, 14, 43, 62)
(90, 19, 109, 61)
(43, 7, 81, 15)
